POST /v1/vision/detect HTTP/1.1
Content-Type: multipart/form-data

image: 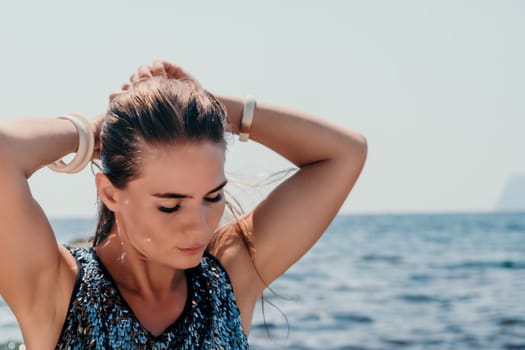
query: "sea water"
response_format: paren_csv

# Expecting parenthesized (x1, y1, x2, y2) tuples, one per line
(1, 213, 524, 349)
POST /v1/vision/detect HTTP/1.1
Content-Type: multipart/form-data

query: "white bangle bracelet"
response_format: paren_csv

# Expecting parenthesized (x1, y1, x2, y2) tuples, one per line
(48, 113, 95, 174)
(239, 95, 256, 142)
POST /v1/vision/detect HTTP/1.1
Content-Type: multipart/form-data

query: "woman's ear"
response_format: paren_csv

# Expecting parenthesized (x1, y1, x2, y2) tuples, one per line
(96, 173, 119, 212)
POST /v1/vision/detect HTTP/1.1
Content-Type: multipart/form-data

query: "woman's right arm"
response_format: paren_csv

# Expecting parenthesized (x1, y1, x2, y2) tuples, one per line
(0, 117, 80, 344)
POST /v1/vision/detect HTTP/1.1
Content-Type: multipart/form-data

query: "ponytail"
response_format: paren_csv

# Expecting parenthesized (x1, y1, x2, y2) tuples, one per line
(93, 202, 115, 246)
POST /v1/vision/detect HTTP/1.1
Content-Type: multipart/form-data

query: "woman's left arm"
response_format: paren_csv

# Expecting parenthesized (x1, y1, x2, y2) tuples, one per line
(123, 60, 367, 295)
(219, 95, 367, 289)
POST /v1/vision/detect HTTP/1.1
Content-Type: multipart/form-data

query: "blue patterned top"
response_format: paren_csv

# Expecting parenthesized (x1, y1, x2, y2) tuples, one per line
(56, 246, 248, 349)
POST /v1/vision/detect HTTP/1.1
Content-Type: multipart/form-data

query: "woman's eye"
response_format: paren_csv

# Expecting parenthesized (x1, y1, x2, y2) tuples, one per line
(158, 204, 181, 213)
(204, 193, 223, 203)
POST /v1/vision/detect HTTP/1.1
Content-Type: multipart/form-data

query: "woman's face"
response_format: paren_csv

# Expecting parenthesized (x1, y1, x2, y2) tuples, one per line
(114, 141, 227, 269)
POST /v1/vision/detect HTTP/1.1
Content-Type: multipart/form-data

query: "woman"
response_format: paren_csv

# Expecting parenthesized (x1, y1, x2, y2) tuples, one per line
(0, 61, 367, 349)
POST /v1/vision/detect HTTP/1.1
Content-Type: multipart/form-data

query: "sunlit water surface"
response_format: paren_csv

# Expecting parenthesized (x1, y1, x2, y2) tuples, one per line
(1, 213, 524, 349)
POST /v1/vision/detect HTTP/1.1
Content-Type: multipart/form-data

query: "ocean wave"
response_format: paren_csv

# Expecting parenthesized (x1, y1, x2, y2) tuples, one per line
(445, 260, 525, 270)
(361, 254, 403, 264)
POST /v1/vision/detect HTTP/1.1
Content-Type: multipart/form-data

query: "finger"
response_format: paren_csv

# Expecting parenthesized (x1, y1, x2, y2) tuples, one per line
(137, 64, 153, 80)
(151, 60, 167, 77)
(152, 58, 165, 67)
(109, 92, 123, 102)
(129, 73, 139, 84)
(163, 62, 185, 79)
(121, 82, 131, 91)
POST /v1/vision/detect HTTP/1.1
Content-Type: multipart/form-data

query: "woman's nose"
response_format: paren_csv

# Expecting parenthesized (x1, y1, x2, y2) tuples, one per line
(183, 206, 209, 238)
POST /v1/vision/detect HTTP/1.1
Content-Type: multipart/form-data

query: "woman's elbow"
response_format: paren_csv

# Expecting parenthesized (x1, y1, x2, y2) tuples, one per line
(343, 131, 368, 165)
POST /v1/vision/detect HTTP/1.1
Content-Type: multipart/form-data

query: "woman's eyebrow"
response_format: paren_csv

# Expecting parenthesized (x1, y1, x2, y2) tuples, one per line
(152, 180, 228, 199)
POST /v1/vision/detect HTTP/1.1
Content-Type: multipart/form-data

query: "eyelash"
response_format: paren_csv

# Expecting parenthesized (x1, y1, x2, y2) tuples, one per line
(158, 193, 223, 214)
(158, 204, 181, 214)
(204, 192, 223, 203)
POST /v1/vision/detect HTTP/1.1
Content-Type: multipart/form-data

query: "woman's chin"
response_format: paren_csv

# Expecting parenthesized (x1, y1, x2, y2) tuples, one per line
(169, 252, 205, 270)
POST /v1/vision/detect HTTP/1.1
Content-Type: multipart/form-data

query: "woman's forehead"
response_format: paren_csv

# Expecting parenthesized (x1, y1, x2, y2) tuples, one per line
(131, 142, 226, 192)
(141, 140, 224, 162)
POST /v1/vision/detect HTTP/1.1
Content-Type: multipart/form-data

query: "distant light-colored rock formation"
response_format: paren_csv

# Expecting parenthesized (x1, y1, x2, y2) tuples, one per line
(496, 174, 525, 212)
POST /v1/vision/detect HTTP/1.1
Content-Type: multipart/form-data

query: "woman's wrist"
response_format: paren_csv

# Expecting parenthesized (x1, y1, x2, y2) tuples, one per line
(48, 114, 95, 173)
(216, 95, 243, 135)
(0, 117, 89, 177)
(238, 96, 256, 142)
(53, 117, 81, 155)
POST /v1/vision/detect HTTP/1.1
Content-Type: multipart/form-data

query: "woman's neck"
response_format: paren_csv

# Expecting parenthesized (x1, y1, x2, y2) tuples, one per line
(94, 232, 186, 302)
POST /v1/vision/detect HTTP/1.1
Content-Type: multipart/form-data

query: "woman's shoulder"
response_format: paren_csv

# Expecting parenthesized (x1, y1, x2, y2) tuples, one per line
(62, 244, 100, 272)
(207, 222, 265, 305)
(207, 223, 253, 276)
(63, 244, 93, 260)
(61, 244, 115, 294)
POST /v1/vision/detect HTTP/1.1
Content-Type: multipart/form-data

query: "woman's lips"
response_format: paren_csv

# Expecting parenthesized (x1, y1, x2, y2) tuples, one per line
(177, 244, 205, 254)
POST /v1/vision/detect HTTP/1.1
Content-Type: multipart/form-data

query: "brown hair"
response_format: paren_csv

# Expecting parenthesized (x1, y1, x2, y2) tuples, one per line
(93, 77, 229, 245)
(92, 77, 287, 344)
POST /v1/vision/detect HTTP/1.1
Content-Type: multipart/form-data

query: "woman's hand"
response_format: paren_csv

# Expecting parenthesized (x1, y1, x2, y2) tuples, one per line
(110, 60, 200, 102)
(135, 60, 200, 86)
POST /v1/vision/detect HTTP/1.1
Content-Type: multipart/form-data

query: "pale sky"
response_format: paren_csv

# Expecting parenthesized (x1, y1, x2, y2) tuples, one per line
(0, 0, 523, 217)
